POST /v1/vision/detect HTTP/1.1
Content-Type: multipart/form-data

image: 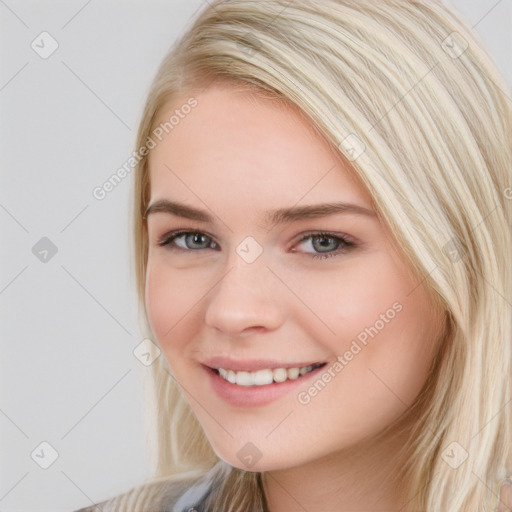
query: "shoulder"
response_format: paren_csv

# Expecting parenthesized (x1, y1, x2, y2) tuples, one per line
(71, 477, 204, 512)
(160, 460, 231, 511)
(71, 461, 230, 512)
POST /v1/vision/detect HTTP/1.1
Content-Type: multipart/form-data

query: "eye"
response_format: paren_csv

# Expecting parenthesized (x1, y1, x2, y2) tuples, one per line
(294, 232, 357, 260)
(156, 229, 357, 260)
(157, 230, 219, 251)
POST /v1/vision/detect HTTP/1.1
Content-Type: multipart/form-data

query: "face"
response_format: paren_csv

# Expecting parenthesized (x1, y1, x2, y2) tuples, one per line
(144, 83, 446, 472)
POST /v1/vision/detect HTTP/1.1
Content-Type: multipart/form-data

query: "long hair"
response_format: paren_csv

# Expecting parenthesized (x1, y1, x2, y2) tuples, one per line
(119, 1, 511, 510)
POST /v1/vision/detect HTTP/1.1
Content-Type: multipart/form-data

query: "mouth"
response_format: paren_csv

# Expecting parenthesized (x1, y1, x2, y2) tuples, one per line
(203, 361, 329, 407)
(212, 362, 327, 386)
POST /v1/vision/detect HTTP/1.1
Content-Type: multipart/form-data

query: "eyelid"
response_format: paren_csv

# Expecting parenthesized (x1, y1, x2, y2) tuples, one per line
(156, 225, 216, 242)
(293, 230, 358, 247)
(155, 229, 356, 247)
(157, 228, 219, 248)
(291, 231, 358, 260)
(156, 228, 359, 261)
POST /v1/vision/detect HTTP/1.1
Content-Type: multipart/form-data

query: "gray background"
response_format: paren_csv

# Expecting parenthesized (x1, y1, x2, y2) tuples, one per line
(1, 1, 510, 510)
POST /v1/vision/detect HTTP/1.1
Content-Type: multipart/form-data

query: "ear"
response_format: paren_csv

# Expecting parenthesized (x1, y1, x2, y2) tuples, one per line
(494, 478, 512, 512)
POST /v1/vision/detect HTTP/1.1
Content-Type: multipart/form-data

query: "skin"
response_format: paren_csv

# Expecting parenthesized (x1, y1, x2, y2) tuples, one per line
(144, 83, 447, 512)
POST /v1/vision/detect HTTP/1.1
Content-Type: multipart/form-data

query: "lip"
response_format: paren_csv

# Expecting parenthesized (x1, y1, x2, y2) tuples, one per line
(202, 356, 325, 372)
(202, 361, 328, 407)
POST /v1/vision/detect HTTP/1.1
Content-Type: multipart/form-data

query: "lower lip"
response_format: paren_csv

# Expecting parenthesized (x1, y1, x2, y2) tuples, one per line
(203, 364, 327, 407)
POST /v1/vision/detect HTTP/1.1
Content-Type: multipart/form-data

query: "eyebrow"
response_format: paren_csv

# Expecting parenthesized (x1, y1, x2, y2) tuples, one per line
(144, 199, 376, 228)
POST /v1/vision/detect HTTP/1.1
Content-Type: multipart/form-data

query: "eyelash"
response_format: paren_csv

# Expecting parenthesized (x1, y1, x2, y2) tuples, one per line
(156, 229, 358, 260)
(296, 231, 357, 259)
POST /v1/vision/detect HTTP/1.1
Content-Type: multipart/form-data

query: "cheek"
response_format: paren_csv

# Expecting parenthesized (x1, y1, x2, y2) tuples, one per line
(369, 285, 444, 396)
(288, 254, 443, 402)
(282, 254, 409, 342)
(145, 257, 203, 358)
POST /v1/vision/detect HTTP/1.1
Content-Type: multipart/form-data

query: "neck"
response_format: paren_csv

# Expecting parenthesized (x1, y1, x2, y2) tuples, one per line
(260, 421, 417, 512)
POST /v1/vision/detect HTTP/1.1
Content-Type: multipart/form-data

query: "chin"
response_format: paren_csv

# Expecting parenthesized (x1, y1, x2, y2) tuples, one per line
(208, 438, 307, 473)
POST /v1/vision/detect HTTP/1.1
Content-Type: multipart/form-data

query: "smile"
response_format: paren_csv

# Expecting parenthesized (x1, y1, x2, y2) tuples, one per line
(216, 363, 325, 386)
(203, 357, 329, 407)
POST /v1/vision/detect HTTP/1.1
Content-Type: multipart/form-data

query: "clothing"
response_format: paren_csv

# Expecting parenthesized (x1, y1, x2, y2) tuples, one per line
(71, 461, 222, 512)
(73, 469, 512, 511)
(169, 468, 215, 512)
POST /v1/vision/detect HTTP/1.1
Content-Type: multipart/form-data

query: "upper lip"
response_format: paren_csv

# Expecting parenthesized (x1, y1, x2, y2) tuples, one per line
(203, 356, 326, 372)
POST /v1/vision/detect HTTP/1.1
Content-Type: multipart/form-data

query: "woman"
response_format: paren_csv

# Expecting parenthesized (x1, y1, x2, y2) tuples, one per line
(75, 0, 511, 510)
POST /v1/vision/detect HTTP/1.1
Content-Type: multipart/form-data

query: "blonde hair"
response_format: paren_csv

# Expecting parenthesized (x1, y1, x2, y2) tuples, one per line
(105, 1, 512, 510)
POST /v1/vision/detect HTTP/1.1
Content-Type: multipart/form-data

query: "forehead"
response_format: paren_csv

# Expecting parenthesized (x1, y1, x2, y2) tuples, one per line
(147, 84, 373, 210)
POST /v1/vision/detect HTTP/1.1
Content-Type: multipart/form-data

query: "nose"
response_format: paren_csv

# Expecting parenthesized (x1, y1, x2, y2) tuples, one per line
(203, 253, 285, 336)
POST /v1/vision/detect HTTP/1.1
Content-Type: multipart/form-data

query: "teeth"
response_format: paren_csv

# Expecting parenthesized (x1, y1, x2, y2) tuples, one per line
(216, 364, 321, 386)
(287, 367, 300, 379)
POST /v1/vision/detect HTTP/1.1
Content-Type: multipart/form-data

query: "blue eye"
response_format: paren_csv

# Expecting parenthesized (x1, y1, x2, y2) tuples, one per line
(296, 232, 357, 260)
(158, 230, 218, 251)
(157, 230, 357, 260)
